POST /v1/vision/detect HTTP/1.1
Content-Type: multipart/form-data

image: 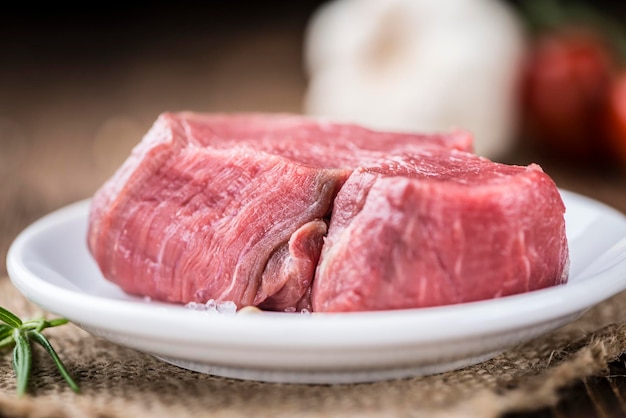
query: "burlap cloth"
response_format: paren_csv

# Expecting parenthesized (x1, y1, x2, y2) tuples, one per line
(2, 124, 626, 417)
(0, 275, 625, 418)
(0, 115, 625, 417)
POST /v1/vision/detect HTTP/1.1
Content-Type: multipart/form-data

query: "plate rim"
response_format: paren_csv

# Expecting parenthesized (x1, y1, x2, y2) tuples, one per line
(6, 190, 626, 350)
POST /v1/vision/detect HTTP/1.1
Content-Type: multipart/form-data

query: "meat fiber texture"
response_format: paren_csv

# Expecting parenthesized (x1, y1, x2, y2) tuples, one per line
(88, 112, 568, 313)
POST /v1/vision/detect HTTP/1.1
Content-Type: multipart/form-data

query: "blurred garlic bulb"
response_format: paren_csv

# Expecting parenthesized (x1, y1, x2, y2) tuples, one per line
(304, 0, 526, 159)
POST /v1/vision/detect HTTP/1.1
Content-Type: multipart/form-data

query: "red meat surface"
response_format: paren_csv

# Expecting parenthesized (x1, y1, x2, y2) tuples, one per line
(88, 113, 568, 312)
(312, 151, 569, 311)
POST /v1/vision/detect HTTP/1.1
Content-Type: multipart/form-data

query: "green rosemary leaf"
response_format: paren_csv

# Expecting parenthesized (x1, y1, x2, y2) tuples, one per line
(29, 331, 80, 393)
(45, 318, 69, 328)
(0, 306, 22, 328)
(0, 323, 14, 348)
(21, 318, 68, 332)
(0, 324, 12, 338)
(0, 334, 15, 349)
(20, 319, 44, 332)
(1, 305, 76, 396)
(13, 330, 32, 397)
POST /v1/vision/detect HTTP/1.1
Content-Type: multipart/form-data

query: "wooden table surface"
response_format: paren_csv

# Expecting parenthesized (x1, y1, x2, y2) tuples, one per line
(1, 4, 626, 417)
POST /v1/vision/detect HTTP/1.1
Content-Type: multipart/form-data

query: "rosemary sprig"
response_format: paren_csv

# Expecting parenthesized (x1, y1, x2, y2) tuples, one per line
(0, 306, 79, 396)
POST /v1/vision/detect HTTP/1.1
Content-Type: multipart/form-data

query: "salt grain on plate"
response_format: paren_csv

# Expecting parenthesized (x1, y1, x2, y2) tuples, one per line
(185, 301, 208, 311)
(216, 301, 237, 315)
(184, 299, 237, 316)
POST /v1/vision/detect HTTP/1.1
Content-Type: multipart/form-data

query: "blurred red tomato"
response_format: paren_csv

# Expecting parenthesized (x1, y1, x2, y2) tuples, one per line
(522, 29, 615, 160)
(605, 73, 626, 164)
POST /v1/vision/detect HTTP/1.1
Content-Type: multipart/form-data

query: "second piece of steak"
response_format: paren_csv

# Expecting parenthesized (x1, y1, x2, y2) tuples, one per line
(312, 150, 569, 312)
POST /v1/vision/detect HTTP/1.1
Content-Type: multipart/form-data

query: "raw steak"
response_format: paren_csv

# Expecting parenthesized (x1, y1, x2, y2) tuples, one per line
(312, 150, 569, 312)
(88, 113, 474, 311)
(159, 112, 474, 167)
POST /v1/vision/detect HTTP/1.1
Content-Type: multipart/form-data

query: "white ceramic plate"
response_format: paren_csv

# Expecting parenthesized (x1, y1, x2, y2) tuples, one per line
(7, 191, 626, 384)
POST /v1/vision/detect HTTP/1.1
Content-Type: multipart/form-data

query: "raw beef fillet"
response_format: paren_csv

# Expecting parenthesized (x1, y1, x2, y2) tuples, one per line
(88, 113, 473, 311)
(312, 150, 569, 312)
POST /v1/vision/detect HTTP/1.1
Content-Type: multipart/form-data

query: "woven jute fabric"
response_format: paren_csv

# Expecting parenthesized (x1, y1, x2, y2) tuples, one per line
(1, 132, 626, 417)
(1, 277, 626, 418)
(1, 126, 626, 418)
